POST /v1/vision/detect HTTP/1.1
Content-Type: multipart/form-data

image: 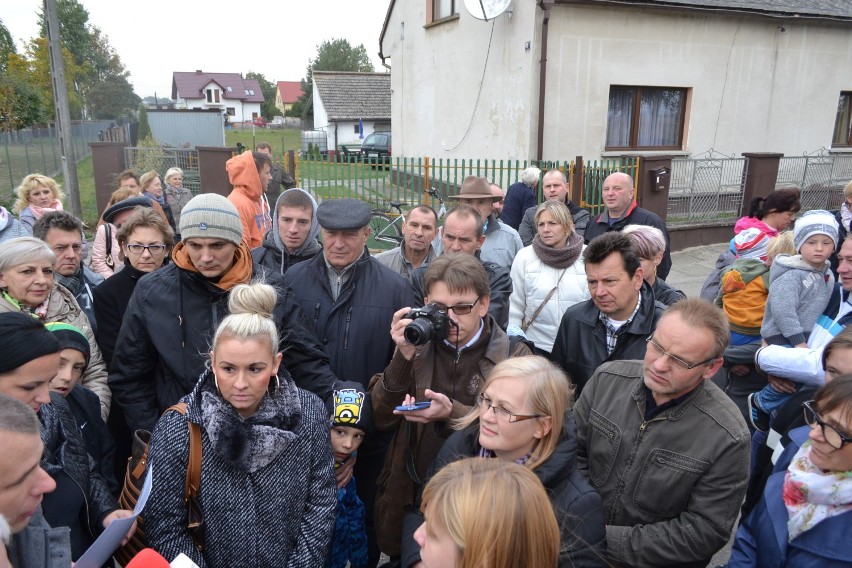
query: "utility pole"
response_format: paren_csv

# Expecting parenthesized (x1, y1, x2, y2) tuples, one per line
(44, 0, 82, 217)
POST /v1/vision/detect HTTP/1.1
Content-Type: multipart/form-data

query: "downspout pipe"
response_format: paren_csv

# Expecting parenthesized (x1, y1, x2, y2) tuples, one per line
(536, 0, 554, 162)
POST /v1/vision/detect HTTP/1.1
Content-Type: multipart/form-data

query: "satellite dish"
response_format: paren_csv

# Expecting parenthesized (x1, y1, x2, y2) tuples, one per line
(464, 0, 513, 21)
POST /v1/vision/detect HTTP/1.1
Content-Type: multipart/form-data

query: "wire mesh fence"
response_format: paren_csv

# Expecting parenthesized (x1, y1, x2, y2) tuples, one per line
(667, 155, 746, 226)
(123, 147, 202, 196)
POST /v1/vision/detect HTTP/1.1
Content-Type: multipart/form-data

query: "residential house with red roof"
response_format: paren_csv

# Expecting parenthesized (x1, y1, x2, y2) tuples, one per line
(275, 81, 304, 115)
(172, 70, 265, 123)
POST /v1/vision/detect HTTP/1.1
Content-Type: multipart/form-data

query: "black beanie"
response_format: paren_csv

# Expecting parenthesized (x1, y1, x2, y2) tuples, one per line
(0, 312, 60, 374)
(44, 322, 91, 368)
(326, 380, 372, 433)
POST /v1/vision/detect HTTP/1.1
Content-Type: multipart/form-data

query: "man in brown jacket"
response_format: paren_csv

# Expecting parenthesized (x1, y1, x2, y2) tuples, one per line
(370, 254, 531, 563)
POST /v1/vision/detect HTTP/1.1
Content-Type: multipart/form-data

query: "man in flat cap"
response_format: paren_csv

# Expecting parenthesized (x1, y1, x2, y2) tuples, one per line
(437, 175, 523, 270)
(283, 197, 415, 567)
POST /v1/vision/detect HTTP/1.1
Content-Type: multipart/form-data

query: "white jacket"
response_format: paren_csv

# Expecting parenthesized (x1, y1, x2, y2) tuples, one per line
(509, 245, 590, 353)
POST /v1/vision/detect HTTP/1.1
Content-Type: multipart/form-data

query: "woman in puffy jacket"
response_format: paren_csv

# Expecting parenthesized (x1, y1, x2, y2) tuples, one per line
(509, 201, 589, 355)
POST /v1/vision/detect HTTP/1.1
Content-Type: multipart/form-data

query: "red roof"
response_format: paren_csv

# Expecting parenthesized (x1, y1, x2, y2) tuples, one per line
(171, 71, 265, 103)
(277, 81, 303, 104)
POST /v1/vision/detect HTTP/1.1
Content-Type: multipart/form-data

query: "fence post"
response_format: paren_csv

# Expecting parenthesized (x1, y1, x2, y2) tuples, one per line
(90, 141, 129, 214)
(423, 157, 431, 204)
(571, 155, 584, 207)
(197, 146, 236, 197)
(631, 155, 672, 221)
(741, 153, 784, 217)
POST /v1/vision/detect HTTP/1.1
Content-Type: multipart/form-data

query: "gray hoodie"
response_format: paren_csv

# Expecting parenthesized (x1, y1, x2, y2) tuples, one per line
(251, 188, 322, 274)
(761, 253, 835, 346)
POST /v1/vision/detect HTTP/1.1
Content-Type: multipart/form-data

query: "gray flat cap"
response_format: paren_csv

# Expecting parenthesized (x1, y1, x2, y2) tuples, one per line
(316, 198, 372, 230)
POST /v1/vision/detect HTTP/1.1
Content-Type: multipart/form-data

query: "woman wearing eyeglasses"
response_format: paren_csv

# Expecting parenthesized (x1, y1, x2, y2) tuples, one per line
(400, 356, 607, 568)
(93, 207, 174, 367)
(727, 374, 852, 567)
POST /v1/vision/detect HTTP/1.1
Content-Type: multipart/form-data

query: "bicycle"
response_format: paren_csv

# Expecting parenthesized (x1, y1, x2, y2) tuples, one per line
(426, 187, 447, 219)
(369, 200, 407, 251)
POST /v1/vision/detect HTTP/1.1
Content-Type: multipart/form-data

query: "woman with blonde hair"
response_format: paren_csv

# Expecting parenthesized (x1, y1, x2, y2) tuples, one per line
(509, 200, 589, 355)
(140, 170, 177, 233)
(144, 281, 336, 567)
(622, 224, 685, 306)
(13, 174, 65, 234)
(401, 355, 607, 567)
(414, 458, 560, 568)
(163, 167, 193, 234)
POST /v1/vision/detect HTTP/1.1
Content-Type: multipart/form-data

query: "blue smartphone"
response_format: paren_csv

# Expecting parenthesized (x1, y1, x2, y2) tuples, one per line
(395, 401, 432, 412)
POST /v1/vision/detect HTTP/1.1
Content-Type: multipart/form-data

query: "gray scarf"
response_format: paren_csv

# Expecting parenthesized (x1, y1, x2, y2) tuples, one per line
(531, 231, 584, 269)
(55, 264, 83, 295)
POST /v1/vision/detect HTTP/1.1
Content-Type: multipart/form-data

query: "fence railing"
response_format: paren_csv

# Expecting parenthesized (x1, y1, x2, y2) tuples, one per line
(1, 121, 114, 199)
(124, 147, 202, 196)
(777, 150, 852, 211)
(667, 155, 747, 226)
(293, 155, 639, 216)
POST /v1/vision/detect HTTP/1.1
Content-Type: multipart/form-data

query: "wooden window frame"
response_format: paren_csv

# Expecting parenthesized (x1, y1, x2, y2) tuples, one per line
(605, 86, 688, 152)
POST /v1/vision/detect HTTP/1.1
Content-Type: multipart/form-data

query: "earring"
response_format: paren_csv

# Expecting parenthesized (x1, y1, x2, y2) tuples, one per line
(269, 375, 280, 397)
(214, 373, 221, 396)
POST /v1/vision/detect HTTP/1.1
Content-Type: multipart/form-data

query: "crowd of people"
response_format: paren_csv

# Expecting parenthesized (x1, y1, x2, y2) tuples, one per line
(1, 152, 851, 568)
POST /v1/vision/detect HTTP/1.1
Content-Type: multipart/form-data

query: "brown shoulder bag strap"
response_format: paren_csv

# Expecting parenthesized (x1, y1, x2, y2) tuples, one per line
(165, 402, 202, 501)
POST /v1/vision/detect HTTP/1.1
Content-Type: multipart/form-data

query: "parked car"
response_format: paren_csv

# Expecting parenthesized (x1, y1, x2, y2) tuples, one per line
(360, 132, 392, 165)
(245, 117, 265, 128)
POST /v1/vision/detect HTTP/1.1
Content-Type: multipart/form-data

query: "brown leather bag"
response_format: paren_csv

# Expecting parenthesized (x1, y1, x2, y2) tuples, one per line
(114, 403, 203, 566)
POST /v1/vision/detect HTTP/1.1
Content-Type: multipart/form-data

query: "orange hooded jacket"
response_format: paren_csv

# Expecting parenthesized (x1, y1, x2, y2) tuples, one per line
(226, 151, 272, 249)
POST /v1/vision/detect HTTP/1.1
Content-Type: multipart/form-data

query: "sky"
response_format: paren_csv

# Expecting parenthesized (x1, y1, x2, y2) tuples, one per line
(3, 0, 391, 98)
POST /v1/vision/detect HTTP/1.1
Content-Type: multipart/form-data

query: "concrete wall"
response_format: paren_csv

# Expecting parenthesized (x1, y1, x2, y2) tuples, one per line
(380, 3, 540, 159)
(382, 2, 852, 160)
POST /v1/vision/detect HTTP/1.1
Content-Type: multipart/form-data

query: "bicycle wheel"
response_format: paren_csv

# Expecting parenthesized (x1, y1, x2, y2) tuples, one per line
(368, 213, 402, 251)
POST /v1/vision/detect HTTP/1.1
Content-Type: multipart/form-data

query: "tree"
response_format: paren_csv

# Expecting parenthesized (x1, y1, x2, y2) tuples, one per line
(295, 38, 375, 121)
(0, 19, 16, 74)
(137, 104, 151, 140)
(246, 71, 280, 119)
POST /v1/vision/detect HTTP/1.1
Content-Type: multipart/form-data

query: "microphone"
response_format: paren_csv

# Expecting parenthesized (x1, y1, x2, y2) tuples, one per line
(125, 548, 170, 568)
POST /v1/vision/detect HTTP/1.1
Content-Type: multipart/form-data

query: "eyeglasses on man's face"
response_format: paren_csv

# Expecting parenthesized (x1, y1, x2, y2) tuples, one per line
(125, 243, 167, 256)
(476, 393, 542, 423)
(645, 336, 716, 370)
(433, 297, 481, 315)
(803, 400, 852, 450)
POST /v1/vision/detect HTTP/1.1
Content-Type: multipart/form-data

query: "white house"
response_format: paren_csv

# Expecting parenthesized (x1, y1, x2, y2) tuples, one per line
(312, 71, 391, 153)
(378, 0, 852, 161)
(172, 70, 264, 123)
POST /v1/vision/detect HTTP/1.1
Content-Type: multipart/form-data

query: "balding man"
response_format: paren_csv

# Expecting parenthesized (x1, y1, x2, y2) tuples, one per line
(519, 169, 590, 246)
(584, 172, 672, 279)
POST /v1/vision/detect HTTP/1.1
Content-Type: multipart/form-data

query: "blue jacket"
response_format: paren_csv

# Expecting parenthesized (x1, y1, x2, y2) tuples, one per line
(500, 180, 537, 229)
(728, 426, 852, 567)
(326, 476, 368, 568)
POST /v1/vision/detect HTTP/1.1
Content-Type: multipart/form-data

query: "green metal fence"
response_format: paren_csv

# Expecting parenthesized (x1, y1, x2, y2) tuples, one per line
(294, 155, 640, 215)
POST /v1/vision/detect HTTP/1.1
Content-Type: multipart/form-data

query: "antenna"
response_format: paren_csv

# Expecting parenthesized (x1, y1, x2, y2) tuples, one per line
(464, 0, 513, 21)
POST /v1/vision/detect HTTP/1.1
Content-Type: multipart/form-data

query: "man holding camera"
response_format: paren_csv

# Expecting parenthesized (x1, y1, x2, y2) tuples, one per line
(370, 254, 531, 562)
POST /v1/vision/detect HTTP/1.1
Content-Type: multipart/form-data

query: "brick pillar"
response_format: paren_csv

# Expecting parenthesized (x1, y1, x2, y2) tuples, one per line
(197, 147, 236, 197)
(741, 153, 784, 217)
(570, 155, 583, 206)
(90, 141, 128, 214)
(632, 155, 674, 221)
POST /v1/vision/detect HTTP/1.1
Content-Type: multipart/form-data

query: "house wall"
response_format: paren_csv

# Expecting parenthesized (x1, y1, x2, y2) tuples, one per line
(382, 2, 852, 160)
(175, 96, 260, 122)
(380, 2, 541, 159)
(545, 4, 852, 160)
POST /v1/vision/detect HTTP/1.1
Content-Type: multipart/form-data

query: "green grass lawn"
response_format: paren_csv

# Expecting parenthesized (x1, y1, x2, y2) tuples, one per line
(225, 128, 300, 155)
(53, 154, 99, 231)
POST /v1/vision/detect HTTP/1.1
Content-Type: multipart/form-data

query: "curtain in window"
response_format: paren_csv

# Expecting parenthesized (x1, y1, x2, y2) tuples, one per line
(833, 93, 852, 146)
(434, 0, 455, 19)
(637, 89, 683, 147)
(606, 88, 635, 148)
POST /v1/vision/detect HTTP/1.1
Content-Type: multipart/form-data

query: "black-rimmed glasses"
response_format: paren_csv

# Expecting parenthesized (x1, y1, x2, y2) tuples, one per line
(645, 336, 716, 370)
(126, 243, 168, 256)
(803, 400, 852, 450)
(476, 394, 543, 423)
(435, 297, 481, 315)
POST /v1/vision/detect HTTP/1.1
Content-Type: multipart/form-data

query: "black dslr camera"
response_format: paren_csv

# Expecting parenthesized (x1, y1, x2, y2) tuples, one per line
(403, 303, 450, 346)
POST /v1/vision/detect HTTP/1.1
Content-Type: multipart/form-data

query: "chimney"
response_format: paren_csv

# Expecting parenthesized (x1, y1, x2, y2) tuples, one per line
(195, 69, 202, 74)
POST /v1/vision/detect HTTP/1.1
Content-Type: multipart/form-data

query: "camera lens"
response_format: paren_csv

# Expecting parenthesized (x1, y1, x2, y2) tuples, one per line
(404, 319, 434, 346)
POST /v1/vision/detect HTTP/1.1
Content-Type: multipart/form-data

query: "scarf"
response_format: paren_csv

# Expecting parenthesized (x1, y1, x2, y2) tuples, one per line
(0, 206, 10, 231)
(477, 446, 532, 466)
(841, 203, 852, 233)
(28, 200, 63, 220)
(531, 231, 584, 269)
(2, 289, 48, 319)
(782, 441, 852, 540)
(144, 190, 166, 206)
(55, 263, 83, 296)
(199, 374, 302, 473)
(171, 241, 254, 291)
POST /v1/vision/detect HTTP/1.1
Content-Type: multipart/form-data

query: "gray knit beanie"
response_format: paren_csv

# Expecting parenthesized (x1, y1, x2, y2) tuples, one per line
(793, 209, 839, 252)
(179, 193, 243, 245)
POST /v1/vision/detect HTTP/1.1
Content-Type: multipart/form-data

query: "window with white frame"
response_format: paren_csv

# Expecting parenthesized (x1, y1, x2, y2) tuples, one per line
(832, 92, 852, 147)
(605, 86, 687, 150)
